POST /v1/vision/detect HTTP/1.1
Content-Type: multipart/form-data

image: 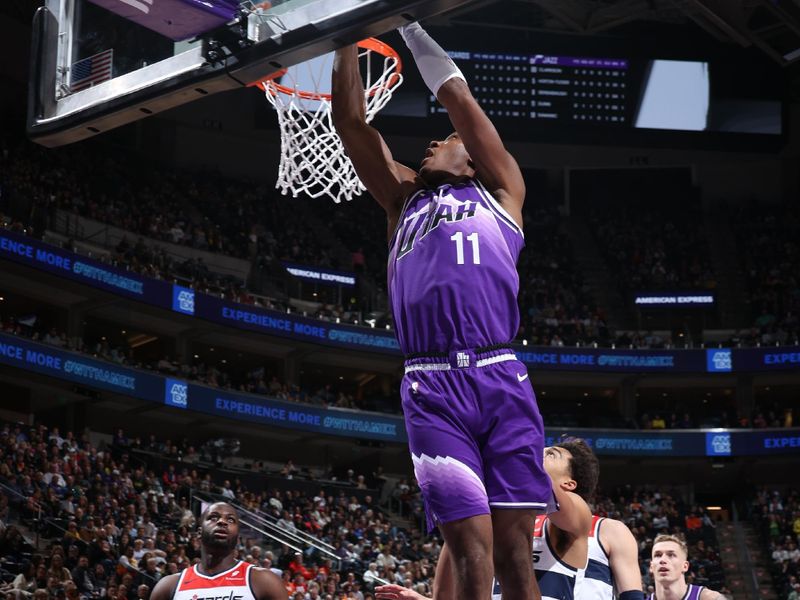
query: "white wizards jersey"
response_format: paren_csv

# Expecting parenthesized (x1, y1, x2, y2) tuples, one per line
(173, 561, 256, 600)
(492, 514, 579, 600)
(576, 516, 614, 600)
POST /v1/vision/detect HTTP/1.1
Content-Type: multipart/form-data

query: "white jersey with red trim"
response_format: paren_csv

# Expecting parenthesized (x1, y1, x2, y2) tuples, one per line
(492, 514, 579, 600)
(173, 561, 256, 600)
(576, 515, 614, 600)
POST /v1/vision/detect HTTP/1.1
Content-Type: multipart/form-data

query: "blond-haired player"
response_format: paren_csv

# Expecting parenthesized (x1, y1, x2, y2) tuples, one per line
(649, 534, 723, 600)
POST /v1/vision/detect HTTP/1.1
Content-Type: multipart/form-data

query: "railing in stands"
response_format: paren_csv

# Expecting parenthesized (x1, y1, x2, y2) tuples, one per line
(0, 478, 158, 586)
(0, 479, 45, 548)
(190, 490, 342, 566)
(732, 502, 760, 600)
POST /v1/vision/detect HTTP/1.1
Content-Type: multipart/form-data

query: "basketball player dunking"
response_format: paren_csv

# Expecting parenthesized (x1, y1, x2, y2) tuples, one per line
(150, 502, 287, 600)
(376, 439, 644, 600)
(332, 23, 550, 600)
(649, 535, 723, 600)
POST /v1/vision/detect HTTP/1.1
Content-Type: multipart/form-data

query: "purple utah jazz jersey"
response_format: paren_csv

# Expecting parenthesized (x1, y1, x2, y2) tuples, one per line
(649, 585, 705, 600)
(388, 178, 524, 354)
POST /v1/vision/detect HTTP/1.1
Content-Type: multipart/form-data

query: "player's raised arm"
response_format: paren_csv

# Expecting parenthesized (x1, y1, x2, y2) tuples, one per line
(548, 477, 593, 539)
(603, 519, 645, 599)
(331, 45, 419, 227)
(398, 23, 525, 217)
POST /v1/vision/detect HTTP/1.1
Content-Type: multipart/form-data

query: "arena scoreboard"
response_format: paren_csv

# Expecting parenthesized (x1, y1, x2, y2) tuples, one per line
(411, 48, 782, 138)
(430, 52, 631, 124)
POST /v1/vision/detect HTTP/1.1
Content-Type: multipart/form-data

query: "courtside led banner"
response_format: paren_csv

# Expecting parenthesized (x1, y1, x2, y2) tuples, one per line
(0, 333, 403, 443)
(0, 332, 163, 399)
(2, 229, 799, 373)
(633, 292, 715, 307)
(282, 262, 357, 287)
(1, 332, 798, 453)
(546, 427, 800, 457)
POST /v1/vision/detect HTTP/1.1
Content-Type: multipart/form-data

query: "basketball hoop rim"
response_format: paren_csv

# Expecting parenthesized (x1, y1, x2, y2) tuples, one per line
(249, 38, 402, 101)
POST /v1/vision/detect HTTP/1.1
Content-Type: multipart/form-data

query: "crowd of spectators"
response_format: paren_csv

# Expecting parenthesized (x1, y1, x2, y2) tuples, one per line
(0, 139, 336, 269)
(0, 420, 738, 599)
(2, 137, 608, 344)
(638, 402, 796, 431)
(751, 487, 800, 599)
(0, 138, 361, 309)
(516, 207, 612, 347)
(0, 421, 190, 600)
(734, 203, 800, 348)
(594, 487, 730, 596)
(6, 308, 800, 428)
(0, 311, 388, 415)
(0, 420, 436, 599)
(590, 205, 717, 294)
(5, 137, 800, 354)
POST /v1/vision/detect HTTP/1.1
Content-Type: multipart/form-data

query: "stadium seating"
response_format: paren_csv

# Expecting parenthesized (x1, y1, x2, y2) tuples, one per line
(0, 420, 736, 599)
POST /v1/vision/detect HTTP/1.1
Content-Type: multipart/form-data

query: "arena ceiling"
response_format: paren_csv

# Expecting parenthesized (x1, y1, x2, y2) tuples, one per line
(438, 0, 800, 67)
(3, 0, 800, 67)
(2, 0, 799, 99)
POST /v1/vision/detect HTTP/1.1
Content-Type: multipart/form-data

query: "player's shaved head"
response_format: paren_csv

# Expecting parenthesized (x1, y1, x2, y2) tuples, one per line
(200, 501, 237, 521)
(199, 502, 240, 553)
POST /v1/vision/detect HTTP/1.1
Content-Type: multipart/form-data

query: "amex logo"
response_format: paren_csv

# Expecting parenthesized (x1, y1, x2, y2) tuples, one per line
(706, 432, 732, 456)
(165, 379, 188, 409)
(172, 285, 195, 315)
(706, 349, 732, 372)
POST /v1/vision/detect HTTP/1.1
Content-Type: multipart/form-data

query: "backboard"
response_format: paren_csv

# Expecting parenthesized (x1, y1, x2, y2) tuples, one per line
(27, 0, 482, 147)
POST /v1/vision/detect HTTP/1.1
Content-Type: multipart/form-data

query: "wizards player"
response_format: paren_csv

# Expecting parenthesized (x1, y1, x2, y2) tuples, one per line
(149, 502, 287, 600)
(332, 22, 549, 600)
(580, 514, 643, 600)
(649, 535, 724, 600)
(376, 440, 645, 600)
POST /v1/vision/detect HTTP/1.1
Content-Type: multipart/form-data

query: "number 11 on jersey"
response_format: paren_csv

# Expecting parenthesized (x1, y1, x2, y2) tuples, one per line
(450, 231, 481, 265)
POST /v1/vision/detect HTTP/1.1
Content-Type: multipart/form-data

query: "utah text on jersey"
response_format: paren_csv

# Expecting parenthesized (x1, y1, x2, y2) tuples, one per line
(394, 194, 478, 259)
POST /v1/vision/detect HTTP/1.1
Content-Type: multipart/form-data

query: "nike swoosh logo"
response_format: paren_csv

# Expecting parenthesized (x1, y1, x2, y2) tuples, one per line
(517, 372, 529, 382)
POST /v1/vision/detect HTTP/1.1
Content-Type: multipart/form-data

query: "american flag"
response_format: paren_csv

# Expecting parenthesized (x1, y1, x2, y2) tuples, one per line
(70, 48, 114, 93)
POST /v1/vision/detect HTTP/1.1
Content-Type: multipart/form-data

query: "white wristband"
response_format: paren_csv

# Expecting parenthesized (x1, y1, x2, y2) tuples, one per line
(398, 22, 466, 97)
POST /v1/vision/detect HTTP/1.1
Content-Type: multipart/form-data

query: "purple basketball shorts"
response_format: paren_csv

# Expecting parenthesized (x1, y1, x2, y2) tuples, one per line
(401, 348, 552, 532)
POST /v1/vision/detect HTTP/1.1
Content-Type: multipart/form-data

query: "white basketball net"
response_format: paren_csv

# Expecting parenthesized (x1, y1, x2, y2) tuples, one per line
(260, 46, 402, 203)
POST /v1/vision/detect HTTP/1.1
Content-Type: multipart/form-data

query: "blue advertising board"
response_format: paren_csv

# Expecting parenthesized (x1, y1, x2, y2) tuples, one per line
(546, 427, 800, 458)
(2, 332, 799, 453)
(197, 296, 401, 355)
(545, 429, 704, 456)
(0, 333, 405, 443)
(189, 386, 402, 441)
(516, 347, 704, 373)
(734, 348, 800, 372)
(2, 229, 800, 373)
(0, 231, 170, 303)
(0, 333, 163, 401)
